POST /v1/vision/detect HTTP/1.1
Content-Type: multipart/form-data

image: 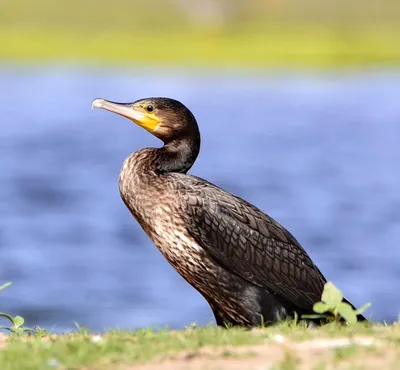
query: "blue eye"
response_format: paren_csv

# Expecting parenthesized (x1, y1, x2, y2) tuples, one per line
(146, 105, 154, 112)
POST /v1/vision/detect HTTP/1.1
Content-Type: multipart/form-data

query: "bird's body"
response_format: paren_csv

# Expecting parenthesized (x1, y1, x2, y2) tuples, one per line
(92, 96, 366, 327)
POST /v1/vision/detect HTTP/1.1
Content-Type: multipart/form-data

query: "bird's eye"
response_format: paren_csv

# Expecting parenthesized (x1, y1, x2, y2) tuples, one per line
(146, 105, 154, 113)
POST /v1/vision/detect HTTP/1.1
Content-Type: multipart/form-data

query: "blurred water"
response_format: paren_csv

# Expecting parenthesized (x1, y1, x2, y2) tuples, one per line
(1, 66, 400, 332)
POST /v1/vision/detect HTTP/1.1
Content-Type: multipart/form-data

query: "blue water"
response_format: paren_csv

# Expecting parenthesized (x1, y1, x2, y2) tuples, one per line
(1, 66, 400, 332)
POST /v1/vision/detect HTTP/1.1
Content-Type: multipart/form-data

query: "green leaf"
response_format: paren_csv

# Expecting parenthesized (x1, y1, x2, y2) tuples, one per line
(313, 301, 330, 314)
(0, 312, 15, 324)
(12, 316, 24, 328)
(301, 314, 330, 320)
(337, 302, 357, 324)
(355, 302, 371, 315)
(0, 282, 12, 292)
(293, 311, 299, 326)
(321, 281, 343, 306)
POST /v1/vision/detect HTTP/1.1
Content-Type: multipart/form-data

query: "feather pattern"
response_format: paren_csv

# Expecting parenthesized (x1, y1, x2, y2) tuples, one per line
(94, 96, 367, 326)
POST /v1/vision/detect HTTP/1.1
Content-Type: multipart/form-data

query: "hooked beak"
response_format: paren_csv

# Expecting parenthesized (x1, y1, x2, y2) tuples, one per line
(91, 98, 160, 132)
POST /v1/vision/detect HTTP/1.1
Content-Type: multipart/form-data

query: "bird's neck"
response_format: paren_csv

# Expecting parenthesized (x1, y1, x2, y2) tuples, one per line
(154, 136, 200, 174)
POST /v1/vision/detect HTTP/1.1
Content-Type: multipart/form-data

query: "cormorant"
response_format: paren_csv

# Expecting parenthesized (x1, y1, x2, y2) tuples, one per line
(91, 96, 366, 327)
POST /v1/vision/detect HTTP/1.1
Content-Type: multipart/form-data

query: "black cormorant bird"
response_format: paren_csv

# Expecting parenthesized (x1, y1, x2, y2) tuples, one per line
(91, 97, 366, 327)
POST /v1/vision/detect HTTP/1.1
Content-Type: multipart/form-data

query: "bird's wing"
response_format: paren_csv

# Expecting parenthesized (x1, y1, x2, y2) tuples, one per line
(172, 174, 327, 310)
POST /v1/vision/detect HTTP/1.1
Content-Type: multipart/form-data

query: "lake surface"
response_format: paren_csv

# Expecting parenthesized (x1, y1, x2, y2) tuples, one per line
(1, 66, 400, 332)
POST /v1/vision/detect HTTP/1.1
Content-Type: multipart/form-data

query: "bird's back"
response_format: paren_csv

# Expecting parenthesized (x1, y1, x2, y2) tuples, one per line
(166, 172, 327, 310)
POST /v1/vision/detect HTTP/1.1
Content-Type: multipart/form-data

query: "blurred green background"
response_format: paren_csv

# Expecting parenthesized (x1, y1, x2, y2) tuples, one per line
(2, 0, 400, 67)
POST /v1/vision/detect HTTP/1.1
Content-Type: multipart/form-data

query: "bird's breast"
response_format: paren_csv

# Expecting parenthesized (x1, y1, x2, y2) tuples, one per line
(134, 201, 221, 294)
(119, 179, 206, 275)
(149, 204, 203, 263)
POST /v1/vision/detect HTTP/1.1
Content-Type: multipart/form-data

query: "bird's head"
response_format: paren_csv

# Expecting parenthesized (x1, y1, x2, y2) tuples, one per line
(91, 97, 199, 144)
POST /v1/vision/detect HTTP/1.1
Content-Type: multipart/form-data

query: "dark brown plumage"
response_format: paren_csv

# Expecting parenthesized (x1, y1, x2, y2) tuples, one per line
(91, 96, 367, 327)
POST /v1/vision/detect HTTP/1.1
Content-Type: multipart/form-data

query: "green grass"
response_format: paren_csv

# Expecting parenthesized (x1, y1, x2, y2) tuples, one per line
(0, 322, 399, 370)
(2, 0, 400, 67)
(0, 282, 397, 369)
(0, 326, 262, 369)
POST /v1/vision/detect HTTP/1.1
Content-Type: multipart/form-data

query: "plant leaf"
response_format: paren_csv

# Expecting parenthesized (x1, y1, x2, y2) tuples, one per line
(321, 281, 343, 306)
(313, 302, 330, 314)
(355, 302, 371, 315)
(12, 316, 24, 328)
(293, 312, 299, 326)
(0, 282, 12, 292)
(337, 302, 357, 324)
(0, 313, 15, 324)
(301, 314, 330, 320)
